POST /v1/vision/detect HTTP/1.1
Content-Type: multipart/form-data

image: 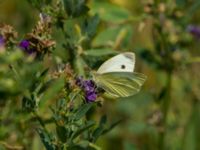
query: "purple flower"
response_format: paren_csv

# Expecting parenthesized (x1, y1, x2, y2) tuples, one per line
(19, 40, 30, 49)
(83, 80, 96, 92)
(187, 25, 200, 39)
(19, 40, 35, 54)
(76, 77, 97, 102)
(0, 36, 5, 47)
(86, 91, 97, 102)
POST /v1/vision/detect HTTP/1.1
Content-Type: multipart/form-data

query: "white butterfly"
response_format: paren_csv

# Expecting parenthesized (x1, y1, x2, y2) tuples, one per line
(93, 52, 147, 98)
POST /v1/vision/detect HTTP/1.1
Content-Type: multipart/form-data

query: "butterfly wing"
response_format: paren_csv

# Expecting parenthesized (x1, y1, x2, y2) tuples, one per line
(97, 52, 135, 74)
(94, 72, 147, 98)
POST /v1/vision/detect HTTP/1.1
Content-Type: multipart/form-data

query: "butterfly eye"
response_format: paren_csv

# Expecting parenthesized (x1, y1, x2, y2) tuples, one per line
(121, 65, 126, 69)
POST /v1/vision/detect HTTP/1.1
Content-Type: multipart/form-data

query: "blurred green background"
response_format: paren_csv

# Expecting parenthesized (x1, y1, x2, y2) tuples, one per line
(1, 0, 200, 150)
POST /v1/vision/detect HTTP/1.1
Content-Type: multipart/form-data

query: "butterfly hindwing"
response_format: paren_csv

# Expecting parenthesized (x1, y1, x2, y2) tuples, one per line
(95, 72, 147, 98)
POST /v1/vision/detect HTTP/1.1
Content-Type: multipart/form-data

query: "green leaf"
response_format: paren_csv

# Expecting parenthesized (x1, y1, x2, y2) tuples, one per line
(187, 1, 200, 17)
(77, 140, 90, 148)
(80, 14, 100, 38)
(39, 68, 49, 78)
(37, 80, 53, 95)
(56, 125, 68, 143)
(74, 56, 86, 76)
(92, 27, 119, 47)
(183, 102, 200, 150)
(92, 25, 132, 47)
(99, 115, 107, 125)
(22, 96, 36, 112)
(92, 115, 107, 142)
(63, 0, 89, 17)
(102, 119, 122, 135)
(64, 20, 80, 44)
(91, 1, 131, 23)
(39, 77, 65, 107)
(70, 121, 95, 141)
(37, 128, 57, 150)
(92, 126, 104, 142)
(84, 49, 118, 57)
(74, 103, 93, 120)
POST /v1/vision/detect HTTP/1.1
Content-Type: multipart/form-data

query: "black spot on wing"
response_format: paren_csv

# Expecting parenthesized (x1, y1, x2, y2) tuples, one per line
(121, 65, 126, 69)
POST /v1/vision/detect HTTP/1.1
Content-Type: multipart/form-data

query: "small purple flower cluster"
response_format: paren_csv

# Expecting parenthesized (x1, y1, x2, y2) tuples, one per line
(19, 40, 35, 54)
(76, 77, 97, 102)
(187, 25, 200, 39)
(0, 36, 5, 47)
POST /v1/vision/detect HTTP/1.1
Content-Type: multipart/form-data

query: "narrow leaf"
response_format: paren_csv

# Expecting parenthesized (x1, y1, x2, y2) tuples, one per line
(74, 103, 93, 120)
(102, 119, 122, 135)
(70, 121, 95, 141)
(92, 115, 107, 142)
(37, 128, 56, 150)
(84, 49, 118, 57)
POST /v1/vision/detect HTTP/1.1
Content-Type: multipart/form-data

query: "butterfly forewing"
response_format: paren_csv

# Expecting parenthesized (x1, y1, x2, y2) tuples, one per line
(95, 72, 147, 98)
(97, 52, 135, 74)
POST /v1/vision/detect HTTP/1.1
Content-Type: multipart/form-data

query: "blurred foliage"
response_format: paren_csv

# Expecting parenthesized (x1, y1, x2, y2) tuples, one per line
(1, 0, 200, 150)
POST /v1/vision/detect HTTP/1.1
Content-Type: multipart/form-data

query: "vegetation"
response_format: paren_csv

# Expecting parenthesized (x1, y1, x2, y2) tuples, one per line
(0, 0, 200, 150)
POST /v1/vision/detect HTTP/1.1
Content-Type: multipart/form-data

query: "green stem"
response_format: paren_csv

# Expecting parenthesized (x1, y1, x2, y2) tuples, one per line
(194, 101, 200, 150)
(158, 71, 172, 150)
(181, 96, 200, 150)
(89, 142, 102, 150)
(9, 64, 20, 80)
